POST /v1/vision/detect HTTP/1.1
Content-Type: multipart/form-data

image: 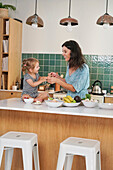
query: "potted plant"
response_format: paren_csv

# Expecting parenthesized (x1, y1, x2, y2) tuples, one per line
(0, 2, 16, 18)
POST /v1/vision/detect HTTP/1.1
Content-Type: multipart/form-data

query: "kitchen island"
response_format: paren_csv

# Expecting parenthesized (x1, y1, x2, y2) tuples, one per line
(0, 98, 113, 170)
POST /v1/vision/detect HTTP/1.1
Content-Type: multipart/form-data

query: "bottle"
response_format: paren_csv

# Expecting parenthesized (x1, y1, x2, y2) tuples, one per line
(20, 78, 24, 89)
(15, 81, 19, 90)
(55, 83, 60, 91)
(110, 86, 113, 94)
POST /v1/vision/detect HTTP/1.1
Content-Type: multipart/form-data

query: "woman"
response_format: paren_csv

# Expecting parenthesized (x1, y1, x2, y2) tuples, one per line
(47, 40, 89, 99)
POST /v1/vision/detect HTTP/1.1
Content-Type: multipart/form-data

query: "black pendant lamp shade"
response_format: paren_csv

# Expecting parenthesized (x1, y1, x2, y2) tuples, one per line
(26, 0, 44, 27)
(96, 0, 113, 26)
(60, 0, 78, 26)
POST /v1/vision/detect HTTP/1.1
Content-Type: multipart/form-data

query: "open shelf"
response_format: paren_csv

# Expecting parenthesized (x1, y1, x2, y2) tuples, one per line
(0, 17, 22, 90)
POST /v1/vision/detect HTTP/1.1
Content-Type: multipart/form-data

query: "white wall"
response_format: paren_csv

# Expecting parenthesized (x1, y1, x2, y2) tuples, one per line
(1, 0, 113, 54)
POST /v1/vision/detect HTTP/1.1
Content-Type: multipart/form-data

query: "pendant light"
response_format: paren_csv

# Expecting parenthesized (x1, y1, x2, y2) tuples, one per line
(96, 0, 113, 26)
(26, 0, 44, 28)
(60, 0, 78, 31)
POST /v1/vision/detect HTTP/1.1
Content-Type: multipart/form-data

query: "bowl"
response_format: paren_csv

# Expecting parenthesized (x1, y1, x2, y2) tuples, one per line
(82, 100, 98, 108)
(45, 100, 63, 108)
(24, 98, 34, 104)
(98, 103, 113, 109)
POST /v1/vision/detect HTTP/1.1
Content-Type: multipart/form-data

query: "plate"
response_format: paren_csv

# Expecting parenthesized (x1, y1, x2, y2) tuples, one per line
(63, 102, 80, 107)
(45, 100, 63, 108)
(98, 103, 113, 109)
(32, 101, 42, 105)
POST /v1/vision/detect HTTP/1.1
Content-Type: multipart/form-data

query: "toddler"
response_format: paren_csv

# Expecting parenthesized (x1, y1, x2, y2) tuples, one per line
(21, 58, 48, 102)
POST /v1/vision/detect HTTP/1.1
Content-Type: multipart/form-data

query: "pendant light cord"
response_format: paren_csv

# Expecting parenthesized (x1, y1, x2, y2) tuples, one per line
(69, 0, 71, 17)
(106, 0, 108, 14)
(35, 0, 37, 15)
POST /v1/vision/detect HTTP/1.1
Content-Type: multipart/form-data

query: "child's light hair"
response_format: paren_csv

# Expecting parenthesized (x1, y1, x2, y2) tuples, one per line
(22, 58, 39, 74)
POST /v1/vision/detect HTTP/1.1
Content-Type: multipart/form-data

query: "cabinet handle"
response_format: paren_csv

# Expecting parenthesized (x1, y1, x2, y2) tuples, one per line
(11, 93, 13, 95)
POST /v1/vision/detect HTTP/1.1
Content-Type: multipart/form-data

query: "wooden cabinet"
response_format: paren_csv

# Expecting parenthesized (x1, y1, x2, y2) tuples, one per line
(104, 97, 113, 103)
(0, 17, 22, 90)
(0, 90, 22, 100)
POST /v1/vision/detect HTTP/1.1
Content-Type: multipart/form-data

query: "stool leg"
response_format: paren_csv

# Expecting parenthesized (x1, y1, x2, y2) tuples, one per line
(56, 147, 66, 170)
(0, 147, 4, 167)
(22, 146, 32, 170)
(64, 154, 74, 170)
(5, 148, 14, 170)
(85, 152, 96, 170)
(33, 144, 40, 170)
(96, 151, 101, 170)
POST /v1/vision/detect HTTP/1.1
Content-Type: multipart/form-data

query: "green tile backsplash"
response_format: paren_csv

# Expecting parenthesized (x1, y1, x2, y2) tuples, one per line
(22, 54, 113, 93)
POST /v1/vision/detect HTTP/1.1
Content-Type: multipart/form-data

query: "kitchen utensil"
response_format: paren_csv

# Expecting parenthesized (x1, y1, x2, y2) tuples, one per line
(12, 85, 17, 90)
(92, 80, 103, 94)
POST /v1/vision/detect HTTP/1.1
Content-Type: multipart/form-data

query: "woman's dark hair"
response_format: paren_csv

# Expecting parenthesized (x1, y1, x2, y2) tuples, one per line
(62, 40, 85, 69)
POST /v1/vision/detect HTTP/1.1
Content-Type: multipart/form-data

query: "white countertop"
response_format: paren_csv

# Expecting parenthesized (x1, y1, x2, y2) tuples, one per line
(0, 98, 113, 119)
(104, 94, 113, 97)
(0, 89, 54, 94)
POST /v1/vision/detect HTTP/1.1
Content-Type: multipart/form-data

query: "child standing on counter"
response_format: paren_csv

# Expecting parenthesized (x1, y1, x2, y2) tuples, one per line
(21, 58, 48, 102)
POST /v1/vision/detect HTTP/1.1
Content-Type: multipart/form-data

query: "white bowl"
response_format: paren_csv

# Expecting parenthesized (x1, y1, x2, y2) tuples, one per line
(82, 100, 98, 108)
(24, 98, 34, 104)
(98, 103, 113, 109)
(45, 100, 63, 108)
(63, 102, 80, 107)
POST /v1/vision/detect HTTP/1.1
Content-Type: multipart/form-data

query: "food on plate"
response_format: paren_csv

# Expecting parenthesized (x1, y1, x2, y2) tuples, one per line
(83, 98, 98, 102)
(33, 100, 41, 105)
(82, 94, 98, 103)
(74, 96, 81, 103)
(63, 96, 76, 103)
(24, 97, 29, 99)
(82, 94, 91, 100)
(49, 99, 59, 102)
(66, 95, 74, 102)
(85, 94, 91, 100)
(48, 97, 62, 102)
(48, 97, 53, 100)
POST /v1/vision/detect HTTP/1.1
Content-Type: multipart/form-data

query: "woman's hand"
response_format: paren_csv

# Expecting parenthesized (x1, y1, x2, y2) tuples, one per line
(48, 72, 60, 78)
(47, 76, 57, 84)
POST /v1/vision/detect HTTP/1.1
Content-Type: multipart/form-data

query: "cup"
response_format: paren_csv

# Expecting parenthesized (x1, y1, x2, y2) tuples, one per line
(12, 85, 17, 90)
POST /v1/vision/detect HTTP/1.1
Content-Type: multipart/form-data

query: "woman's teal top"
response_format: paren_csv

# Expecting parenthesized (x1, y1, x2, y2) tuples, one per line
(65, 63, 89, 99)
